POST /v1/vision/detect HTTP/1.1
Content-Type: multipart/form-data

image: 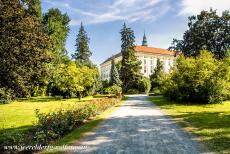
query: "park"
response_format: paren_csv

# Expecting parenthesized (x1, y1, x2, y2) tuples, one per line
(0, 0, 230, 153)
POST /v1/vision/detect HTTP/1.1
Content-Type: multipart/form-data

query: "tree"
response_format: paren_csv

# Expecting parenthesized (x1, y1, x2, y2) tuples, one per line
(72, 22, 92, 67)
(161, 51, 230, 103)
(0, 0, 52, 98)
(49, 62, 99, 99)
(110, 59, 122, 86)
(42, 8, 70, 63)
(169, 9, 230, 59)
(27, 0, 42, 20)
(120, 23, 142, 93)
(150, 59, 164, 92)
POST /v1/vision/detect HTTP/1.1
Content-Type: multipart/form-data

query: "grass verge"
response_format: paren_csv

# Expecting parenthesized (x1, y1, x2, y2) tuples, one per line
(40, 97, 127, 154)
(0, 96, 94, 143)
(149, 96, 230, 154)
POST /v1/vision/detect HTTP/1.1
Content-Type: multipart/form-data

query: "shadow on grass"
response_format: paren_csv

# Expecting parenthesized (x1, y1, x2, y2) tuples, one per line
(0, 125, 35, 144)
(150, 96, 230, 153)
(17, 97, 64, 103)
(172, 112, 230, 153)
(16, 97, 93, 103)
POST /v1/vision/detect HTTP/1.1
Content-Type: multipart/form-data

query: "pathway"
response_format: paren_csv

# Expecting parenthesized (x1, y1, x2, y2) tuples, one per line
(70, 95, 209, 154)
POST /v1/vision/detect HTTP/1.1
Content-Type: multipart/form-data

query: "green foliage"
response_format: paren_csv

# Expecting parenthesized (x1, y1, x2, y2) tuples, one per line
(72, 22, 92, 67)
(170, 9, 230, 59)
(150, 59, 164, 92)
(0, 88, 14, 104)
(35, 98, 120, 144)
(27, 0, 42, 20)
(120, 23, 142, 93)
(104, 85, 122, 96)
(138, 77, 151, 94)
(0, 0, 52, 98)
(161, 51, 230, 103)
(42, 8, 70, 63)
(49, 62, 99, 98)
(110, 59, 122, 86)
(127, 89, 139, 94)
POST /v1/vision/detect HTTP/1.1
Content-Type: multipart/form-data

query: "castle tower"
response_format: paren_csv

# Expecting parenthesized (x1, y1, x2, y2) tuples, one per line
(142, 32, 148, 47)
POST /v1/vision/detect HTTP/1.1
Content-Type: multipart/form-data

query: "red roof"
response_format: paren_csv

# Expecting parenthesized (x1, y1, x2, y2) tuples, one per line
(101, 45, 176, 65)
(135, 45, 175, 55)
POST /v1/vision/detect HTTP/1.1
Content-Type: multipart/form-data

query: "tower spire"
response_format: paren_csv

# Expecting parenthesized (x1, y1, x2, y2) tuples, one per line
(142, 32, 148, 46)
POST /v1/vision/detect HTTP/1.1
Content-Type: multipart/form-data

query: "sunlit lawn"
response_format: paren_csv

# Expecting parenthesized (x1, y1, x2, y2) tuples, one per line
(0, 96, 95, 143)
(150, 96, 230, 153)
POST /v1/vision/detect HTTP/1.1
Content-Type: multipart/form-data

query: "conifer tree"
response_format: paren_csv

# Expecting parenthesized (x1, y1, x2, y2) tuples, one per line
(110, 59, 122, 86)
(120, 23, 141, 92)
(150, 59, 164, 91)
(72, 22, 92, 67)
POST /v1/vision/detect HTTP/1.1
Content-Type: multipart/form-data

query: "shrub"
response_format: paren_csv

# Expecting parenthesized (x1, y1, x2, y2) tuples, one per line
(161, 51, 230, 103)
(104, 85, 122, 96)
(0, 87, 14, 104)
(127, 89, 139, 94)
(35, 98, 120, 144)
(138, 77, 151, 94)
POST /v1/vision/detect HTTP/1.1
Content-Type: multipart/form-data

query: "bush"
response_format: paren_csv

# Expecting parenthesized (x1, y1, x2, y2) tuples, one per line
(35, 98, 120, 144)
(138, 77, 151, 94)
(0, 87, 14, 104)
(127, 89, 139, 94)
(161, 51, 230, 104)
(104, 85, 122, 96)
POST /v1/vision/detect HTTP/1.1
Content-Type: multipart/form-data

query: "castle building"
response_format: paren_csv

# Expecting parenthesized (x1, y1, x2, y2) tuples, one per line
(100, 34, 176, 81)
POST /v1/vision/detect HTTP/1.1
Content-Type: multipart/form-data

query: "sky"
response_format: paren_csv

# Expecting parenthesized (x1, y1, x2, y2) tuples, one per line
(41, 0, 230, 65)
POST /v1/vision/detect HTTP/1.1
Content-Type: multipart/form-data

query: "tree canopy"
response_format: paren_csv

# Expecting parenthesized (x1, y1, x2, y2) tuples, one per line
(120, 23, 142, 93)
(72, 23, 92, 67)
(42, 8, 70, 63)
(169, 9, 230, 59)
(0, 0, 52, 98)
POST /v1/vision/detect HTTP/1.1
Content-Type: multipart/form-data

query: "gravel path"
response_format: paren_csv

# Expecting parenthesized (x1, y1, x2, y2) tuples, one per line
(70, 95, 210, 154)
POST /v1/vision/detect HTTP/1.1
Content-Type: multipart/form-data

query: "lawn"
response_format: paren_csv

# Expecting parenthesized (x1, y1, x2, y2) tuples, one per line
(0, 96, 94, 143)
(150, 96, 230, 153)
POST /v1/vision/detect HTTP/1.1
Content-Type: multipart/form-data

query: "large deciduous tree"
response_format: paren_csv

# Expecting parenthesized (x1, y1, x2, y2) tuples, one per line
(169, 9, 230, 59)
(42, 8, 70, 63)
(0, 0, 52, 98)
(72, 22, 92, 67)
(120, 23, 142, 93)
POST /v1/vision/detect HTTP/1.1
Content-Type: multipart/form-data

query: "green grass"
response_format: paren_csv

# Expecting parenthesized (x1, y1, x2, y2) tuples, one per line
(150, 96, 230, 153)
(0, 96, 94, 143)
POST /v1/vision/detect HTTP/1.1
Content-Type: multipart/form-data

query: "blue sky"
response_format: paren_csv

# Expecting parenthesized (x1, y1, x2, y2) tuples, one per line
(41, 0, 230, 65)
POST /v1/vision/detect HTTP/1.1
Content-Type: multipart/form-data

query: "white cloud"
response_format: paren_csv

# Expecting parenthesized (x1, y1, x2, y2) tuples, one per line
(45, 0, 171, 25)
(179, 0, 230, 16)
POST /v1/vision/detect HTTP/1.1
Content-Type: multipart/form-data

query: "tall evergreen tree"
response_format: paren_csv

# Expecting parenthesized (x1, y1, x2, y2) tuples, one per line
(0, 0, 52, 98)
(120, 23, 141, 92)
(110, 59, 122, 86)
(42, 8, 70, 63)
(72, 22, 92, 67)
(150, 59, 164, 91)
